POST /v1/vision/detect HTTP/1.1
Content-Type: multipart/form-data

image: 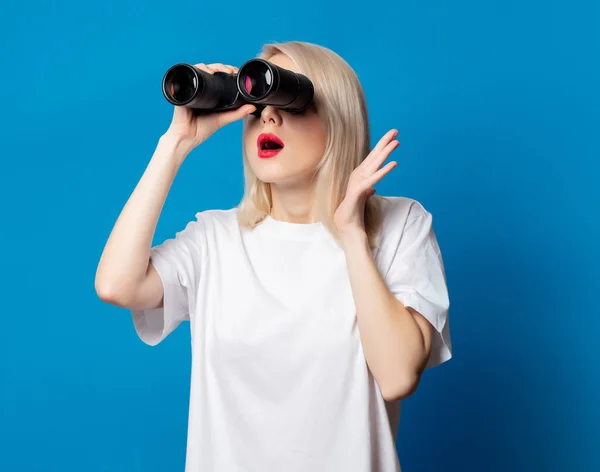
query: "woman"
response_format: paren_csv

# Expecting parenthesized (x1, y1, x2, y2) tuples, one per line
(95, 41, 452, 472)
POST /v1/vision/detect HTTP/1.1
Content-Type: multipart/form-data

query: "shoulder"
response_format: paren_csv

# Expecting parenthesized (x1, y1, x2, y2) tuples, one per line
(378, 195, 431, 236)
(194, 206, 239, 228)
(191, 206, 242, 244)
(374, 196, 443, 267)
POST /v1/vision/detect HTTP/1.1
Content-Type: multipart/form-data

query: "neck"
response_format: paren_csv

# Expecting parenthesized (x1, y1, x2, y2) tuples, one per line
(269, 181, 318, 224)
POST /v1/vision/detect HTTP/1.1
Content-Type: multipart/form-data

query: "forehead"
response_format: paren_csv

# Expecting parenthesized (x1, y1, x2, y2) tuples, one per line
(266, 53, 299, 73)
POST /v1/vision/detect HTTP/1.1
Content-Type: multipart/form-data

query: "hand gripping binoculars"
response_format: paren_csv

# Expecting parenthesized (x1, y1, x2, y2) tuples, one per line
(162, 58, 314, 116)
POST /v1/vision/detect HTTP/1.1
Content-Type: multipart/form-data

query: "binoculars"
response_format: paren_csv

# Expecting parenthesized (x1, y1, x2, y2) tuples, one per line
(162, 58, 314, 116)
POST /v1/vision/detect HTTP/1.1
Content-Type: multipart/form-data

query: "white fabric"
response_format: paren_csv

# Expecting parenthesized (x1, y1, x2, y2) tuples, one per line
(130, 196, 452, 472)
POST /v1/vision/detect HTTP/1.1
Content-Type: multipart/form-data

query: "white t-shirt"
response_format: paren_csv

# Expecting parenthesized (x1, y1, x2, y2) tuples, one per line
(130, 195, 452, 472)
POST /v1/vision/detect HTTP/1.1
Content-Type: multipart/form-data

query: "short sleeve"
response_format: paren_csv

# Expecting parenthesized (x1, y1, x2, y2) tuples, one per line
(130, 214, 207, 346)
(382, 209, 452, 369)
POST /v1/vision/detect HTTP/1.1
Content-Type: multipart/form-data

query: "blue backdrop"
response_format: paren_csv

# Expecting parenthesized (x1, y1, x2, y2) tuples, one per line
(1, 1, 598, 471)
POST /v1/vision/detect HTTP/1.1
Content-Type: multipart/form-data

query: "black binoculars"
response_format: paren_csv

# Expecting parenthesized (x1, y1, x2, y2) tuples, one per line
(162, 58, 314, 116)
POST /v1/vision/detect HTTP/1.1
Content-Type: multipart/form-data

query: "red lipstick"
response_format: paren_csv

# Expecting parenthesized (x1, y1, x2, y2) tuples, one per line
(257, 133, 284, 158)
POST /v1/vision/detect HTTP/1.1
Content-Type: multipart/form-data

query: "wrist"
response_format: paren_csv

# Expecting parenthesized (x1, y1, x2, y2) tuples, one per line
(158, 133, 195, 164)
(338, 228, 369, 251)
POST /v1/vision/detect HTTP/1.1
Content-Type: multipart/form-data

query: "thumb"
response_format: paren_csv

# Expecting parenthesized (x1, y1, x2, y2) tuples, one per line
(218, 105, 256, 126)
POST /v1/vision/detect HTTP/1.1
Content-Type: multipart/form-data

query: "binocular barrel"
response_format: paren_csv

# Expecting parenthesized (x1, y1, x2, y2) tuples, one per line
(162, 59, 314, 114)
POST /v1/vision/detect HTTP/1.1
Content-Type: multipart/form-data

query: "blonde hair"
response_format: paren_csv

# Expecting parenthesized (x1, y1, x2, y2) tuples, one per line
(236, 41, 384, 249)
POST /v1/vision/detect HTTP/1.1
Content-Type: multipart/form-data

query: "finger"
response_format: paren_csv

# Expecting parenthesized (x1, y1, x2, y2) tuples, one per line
(372, 129, 399, 154)
(362, 131, 398, 169)
(207, 63, 236, 74)
(364, 161, 397, 188)
(364, 139, 400, 173)
(193, 63, 215, 75)
(216, 104, 257, 127)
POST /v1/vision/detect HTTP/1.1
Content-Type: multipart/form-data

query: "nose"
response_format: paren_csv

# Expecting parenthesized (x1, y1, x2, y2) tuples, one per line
(260, 106, 282, 126)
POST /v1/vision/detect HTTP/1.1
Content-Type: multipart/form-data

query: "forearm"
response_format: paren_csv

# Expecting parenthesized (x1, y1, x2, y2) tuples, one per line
(95, 133, 191, 300)
(340, 231, 429, 400)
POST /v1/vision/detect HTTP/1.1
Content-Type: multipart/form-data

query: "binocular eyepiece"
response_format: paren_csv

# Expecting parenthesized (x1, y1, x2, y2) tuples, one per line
(162, 59, 314, 115)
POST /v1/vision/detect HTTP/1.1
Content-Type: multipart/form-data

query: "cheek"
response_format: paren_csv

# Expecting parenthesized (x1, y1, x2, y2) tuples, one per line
(307, 116, 327, 145)
(243, 130, 256, 154)
(292, 117, 326, 146)
(306, 126, 327, 157)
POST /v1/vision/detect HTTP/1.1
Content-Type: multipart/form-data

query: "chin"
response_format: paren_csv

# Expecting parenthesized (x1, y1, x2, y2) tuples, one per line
(246, 150, 319, 185)
(257, 170, 318, 188)
(253, 170, 294, 185)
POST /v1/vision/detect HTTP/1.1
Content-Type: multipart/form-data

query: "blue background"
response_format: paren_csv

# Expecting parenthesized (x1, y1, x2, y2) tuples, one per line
(1, 0, 598, 471)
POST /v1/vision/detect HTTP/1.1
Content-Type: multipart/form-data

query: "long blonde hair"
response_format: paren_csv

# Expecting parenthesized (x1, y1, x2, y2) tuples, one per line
(236, 41, 384, 249)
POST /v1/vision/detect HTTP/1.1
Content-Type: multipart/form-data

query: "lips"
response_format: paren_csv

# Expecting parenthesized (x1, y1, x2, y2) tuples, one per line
(257, 133, 284, 158)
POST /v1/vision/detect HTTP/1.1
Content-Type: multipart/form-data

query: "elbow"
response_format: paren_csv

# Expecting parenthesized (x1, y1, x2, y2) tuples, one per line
(95, 283, 121, 305)
(95, 278, 112, 301)
(380, 370, 422, 402)
(95, 266, 118, 303)
(95, 278, 133, 307)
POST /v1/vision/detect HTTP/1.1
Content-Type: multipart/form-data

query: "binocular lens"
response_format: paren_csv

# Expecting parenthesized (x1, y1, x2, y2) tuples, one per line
(164, 66, 198, 104)
(239, 61, 272, 99)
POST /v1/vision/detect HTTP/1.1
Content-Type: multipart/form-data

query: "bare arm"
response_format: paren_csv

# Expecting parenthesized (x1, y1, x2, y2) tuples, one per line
(340, 231, 434, 402)
(94, 62, 255, 311)
(94, 134, 191, 310)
